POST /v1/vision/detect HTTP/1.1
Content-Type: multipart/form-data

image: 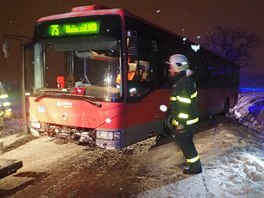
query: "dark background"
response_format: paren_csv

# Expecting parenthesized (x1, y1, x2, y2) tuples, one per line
(0, 0, 263, 88)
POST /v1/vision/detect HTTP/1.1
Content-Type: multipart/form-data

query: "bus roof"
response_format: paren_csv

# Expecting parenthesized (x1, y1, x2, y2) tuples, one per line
(37, 5, 125, 23)
(36, 4, 239, 67)
(37, 4, 193, 43)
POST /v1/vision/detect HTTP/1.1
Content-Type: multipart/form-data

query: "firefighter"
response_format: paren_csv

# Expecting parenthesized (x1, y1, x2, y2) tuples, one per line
(0, 82, 12, 154)
(167, 54, 202, 174)
(0, 82, 12, 120)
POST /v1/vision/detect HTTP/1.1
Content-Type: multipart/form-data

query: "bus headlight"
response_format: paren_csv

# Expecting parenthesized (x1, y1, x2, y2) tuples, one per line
(96, 130, 121, 140)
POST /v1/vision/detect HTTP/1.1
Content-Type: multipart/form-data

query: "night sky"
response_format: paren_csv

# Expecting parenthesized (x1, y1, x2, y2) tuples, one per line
(0, 0, 263, 87)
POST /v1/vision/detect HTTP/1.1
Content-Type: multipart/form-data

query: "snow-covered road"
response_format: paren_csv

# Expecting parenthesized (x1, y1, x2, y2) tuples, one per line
(138, 120, 264, 197)
(0, 92, 263, 197)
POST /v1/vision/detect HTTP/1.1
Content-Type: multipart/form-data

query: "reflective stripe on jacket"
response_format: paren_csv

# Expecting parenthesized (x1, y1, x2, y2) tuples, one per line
(170, 70, 198, 126)
(0, 87, 12, 117)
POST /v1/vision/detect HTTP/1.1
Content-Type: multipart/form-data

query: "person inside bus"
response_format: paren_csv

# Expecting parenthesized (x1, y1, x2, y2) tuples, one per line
(116, 62, 136, 85)
(165, 54, 202, 174)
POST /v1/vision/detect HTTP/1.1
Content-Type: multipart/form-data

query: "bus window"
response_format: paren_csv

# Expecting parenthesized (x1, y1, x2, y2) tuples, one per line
(44, 45, 65, 88)
(126, 28, 158, 99)
(127, 30, 138, 56)
(34, 36, 122, 101)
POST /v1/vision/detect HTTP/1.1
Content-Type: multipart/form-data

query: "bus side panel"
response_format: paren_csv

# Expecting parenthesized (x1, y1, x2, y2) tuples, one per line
(123, 89, 170, 147)
(198, 88, 239, 116)
(198, 89, 224, 116)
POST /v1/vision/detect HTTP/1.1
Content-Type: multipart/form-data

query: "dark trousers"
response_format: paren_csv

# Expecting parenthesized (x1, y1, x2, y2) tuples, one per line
(174, 125, 198, 161)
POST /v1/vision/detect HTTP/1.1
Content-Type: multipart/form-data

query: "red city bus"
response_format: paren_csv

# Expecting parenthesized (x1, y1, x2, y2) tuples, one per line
(26, 5, 239, 149)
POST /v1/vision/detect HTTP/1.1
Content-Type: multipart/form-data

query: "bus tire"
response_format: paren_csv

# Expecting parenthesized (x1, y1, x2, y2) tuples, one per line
(162, 109, 174, 136)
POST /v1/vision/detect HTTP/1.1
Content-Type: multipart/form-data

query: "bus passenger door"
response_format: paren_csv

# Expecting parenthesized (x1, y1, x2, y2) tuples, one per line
(123, 30, 165, 146)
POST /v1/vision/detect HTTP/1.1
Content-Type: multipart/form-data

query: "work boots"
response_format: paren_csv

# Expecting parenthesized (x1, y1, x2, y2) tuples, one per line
(183, 159, 202, 174)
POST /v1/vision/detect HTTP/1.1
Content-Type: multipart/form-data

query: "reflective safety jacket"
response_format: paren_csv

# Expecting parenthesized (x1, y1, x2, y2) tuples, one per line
(169, 70, 199, 127)
(0, 83, 11, 118)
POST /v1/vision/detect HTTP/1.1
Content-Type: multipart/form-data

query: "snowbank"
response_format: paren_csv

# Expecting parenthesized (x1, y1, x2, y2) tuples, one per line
(229, 92, 264, 139)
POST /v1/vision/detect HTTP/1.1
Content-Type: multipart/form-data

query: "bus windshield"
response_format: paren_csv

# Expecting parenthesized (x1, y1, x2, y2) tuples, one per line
(34, 36, 122, 101)
(33, 15, 123, 102)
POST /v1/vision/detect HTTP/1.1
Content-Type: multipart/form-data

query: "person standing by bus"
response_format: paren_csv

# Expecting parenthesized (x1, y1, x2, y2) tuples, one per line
(0, 82, 11, 154)
(166, 54, 202, 174)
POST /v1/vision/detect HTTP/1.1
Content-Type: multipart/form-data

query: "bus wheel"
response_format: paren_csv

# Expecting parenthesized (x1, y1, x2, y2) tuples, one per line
(223, 98, 230, 115)
(162, 109, 174, 136)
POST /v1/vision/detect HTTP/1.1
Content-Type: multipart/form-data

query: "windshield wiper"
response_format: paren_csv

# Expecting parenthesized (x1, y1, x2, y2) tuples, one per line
(34, 92, 48, 102)
(79, 95, 102, 108)
(34, 89, 72, 102)
(34, 90, 102, 108)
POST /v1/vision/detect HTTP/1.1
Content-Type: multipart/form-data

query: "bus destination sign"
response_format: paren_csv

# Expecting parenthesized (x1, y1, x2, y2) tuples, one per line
(48, 21, 100, 36)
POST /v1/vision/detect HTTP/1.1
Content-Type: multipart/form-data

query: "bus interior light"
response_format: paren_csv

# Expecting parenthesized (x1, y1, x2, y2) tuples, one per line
(104, 77, 112, 84)
(129, 88, 137, 93)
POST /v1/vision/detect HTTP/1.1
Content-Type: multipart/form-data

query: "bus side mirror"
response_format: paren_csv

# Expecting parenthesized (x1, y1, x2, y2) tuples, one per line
(126, 30, 138, 56)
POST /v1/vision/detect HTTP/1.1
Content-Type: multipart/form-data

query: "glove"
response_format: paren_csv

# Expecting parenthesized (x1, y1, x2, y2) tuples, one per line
(175, 124, 185, 133)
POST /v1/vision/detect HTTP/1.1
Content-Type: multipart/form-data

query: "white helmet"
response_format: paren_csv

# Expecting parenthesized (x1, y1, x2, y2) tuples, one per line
(166, 54, 189, 71)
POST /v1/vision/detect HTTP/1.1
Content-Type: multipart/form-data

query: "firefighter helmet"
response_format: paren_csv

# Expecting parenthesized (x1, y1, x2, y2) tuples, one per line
(166, 54, 189, 71)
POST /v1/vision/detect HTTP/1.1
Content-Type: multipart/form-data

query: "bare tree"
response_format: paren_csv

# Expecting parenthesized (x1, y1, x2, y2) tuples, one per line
(203, 26, 260, 67)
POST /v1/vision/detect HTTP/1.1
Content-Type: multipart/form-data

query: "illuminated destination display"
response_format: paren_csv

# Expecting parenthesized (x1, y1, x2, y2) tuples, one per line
(48, 21, 100, 36)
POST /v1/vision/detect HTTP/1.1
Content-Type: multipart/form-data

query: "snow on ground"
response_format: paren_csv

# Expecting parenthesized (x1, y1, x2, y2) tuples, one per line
(1, 91, 264, 197)
(138, 91, 264, 197)
(139, 128, 264, 197)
